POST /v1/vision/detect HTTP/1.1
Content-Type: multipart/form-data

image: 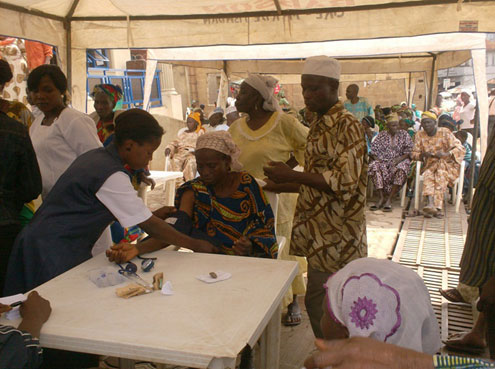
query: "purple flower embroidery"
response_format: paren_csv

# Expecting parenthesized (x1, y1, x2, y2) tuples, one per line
(349, 296, 378, 330)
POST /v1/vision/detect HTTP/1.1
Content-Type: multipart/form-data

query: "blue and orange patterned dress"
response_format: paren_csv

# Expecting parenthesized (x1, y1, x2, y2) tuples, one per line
(176, 172, 278, 258)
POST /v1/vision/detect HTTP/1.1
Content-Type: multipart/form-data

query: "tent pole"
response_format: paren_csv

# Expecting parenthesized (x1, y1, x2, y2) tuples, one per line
(428, 54, 437, 110)
(65, 20, 72, 91)
(468, 103, 480, 209)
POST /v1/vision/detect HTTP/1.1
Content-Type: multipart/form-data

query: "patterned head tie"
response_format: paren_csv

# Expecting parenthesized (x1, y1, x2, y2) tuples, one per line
(187, 112, 203, 132)
(196, 131, 243, 171)
(385, 113, 400, 124)
(92, 84, 123, 105)
(422, 111, 438, 121)
(323, 258, 441, 354)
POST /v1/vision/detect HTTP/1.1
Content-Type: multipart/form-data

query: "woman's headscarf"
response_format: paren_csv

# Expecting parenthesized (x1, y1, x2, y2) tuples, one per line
(422, 111, 438, 121)
(244, 74, 282, 112)
(324, 258, 441, 354)
(91, 84, 123, 105)
(362, 116, 375, 128)
(385, 112, 400, 124)
(188, 112, 203, 132)
(196, 131, 243, 171)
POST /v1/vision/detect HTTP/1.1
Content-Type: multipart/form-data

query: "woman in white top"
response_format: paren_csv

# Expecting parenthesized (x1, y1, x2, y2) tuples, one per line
(28, 65, 102, 199)
(459, 90, 476, 133)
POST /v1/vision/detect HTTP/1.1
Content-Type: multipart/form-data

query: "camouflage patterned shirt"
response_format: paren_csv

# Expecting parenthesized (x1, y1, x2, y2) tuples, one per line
(290, 101, 368, 273)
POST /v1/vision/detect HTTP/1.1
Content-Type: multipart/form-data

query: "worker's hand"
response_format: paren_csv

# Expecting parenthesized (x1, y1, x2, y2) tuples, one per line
(392, 157, 404, 166)
(139, 172, 156, 190)
(20, 291, 51, 326)
(191, 239, 219, 254)
(152, 206, 177, 220)
(106, 243, 139, 263)
(263, 161, 295, 184)
(477, 275, 495, 313)
(165, 148, 172, 157)
(233, 236, 253, 256)
(0, 303, 11, 315)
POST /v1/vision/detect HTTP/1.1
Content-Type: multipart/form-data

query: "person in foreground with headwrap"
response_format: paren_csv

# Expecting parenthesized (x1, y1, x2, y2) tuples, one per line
(229, 73, 309, 327)
(165, 111, 205, 186)
(89, 84, 124, 146)
(411, 111, 465, 218)
(368, 113, 413, 212)
(320, 258, 441, 354)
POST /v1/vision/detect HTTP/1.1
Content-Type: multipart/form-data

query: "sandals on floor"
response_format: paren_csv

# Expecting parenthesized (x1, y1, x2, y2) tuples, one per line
(443, 333, 487, 355)
(283, 308, 302, 326)
(370, 204, 382, 211)
(382, 205, 392, 212)
(439, 288, 467, 303)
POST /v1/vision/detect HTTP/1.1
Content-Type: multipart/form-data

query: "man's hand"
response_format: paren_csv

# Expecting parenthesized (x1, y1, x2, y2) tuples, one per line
(434, 151, 450, 159)
(18, 291, 52, 338)
(0, 303, 11, 315)
(263, 161, 296, 184)
(165, 148, 172, 157)
(233, 236, 253, 256)
(262, 178, 281, 193)
(153, 206, 177, 220)
(421, 152, 434, 160)
(106, 243, 139, 263)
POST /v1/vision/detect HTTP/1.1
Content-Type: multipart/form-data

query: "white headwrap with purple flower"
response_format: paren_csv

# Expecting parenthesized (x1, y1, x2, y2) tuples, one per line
(324, 258, 441, 354)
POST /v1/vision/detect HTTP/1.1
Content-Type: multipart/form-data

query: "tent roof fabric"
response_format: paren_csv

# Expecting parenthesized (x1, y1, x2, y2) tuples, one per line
(1, 0, 494, 50)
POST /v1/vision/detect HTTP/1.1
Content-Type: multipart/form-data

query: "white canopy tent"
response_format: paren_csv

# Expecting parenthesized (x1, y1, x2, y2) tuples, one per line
(0, 0, 493, 155)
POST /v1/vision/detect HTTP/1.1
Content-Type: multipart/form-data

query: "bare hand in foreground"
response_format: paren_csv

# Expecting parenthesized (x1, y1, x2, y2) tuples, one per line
(17, 291, 52, 338)
(303, 337, 433, 369)
(106, 243, 139, 263)
(232, 236, 253, 256)
(263, 161, 295, 184)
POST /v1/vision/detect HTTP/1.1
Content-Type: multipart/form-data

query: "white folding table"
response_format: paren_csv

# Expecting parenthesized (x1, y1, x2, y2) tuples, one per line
(137, 170, 183, 206)
(1, 250, 297, 369)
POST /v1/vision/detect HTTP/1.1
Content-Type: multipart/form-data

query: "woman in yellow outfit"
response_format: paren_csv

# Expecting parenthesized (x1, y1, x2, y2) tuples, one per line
(229, 74, 309, 326)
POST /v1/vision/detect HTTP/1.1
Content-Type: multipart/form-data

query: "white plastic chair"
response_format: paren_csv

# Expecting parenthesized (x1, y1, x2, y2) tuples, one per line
(414, 160, 465, 213)
(255, 178, 286, 259)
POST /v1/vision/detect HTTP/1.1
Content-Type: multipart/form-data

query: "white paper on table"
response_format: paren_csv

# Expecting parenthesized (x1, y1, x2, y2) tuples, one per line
(0, 293, 27, 320)
(161, 281, 174, 295)
(196, 271, 231, 284)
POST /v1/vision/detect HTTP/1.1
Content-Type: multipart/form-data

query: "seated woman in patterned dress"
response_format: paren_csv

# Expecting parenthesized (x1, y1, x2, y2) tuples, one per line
(107, 130, 278, 260)
(369, 113, 413, 211)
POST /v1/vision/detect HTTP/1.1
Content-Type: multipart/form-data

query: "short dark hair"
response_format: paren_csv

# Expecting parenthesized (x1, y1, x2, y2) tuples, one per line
(0, 59, 13, 85)
(115, 109, 164, 146)
(27, 65, 67, 94)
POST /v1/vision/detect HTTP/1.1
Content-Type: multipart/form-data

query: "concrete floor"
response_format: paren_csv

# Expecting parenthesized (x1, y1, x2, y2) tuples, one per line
(143, 187, 406, 369)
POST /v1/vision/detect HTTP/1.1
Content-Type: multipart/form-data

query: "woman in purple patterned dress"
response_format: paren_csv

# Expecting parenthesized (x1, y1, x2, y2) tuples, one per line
(369, 113, 413, 211)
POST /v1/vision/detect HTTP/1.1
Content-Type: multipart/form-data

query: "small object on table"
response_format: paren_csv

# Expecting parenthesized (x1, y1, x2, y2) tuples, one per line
(152, 272, 164, 290)
(116, 283, 149, 299)
(138, 255, 157, 273)
(161, 281, 174, 296)
(197, 271, 232, 284)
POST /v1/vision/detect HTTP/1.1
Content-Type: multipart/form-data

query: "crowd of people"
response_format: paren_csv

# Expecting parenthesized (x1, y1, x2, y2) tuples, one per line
(0, 53, 494, 369)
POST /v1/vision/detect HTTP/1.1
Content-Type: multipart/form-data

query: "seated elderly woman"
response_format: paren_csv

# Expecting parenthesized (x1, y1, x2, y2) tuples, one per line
(108, 130, 278, 261)
(411, 111, 465, 218)
(369, 113, 413, 212)
(165, 112, 205, 186)
(321, 257, 441, 355)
